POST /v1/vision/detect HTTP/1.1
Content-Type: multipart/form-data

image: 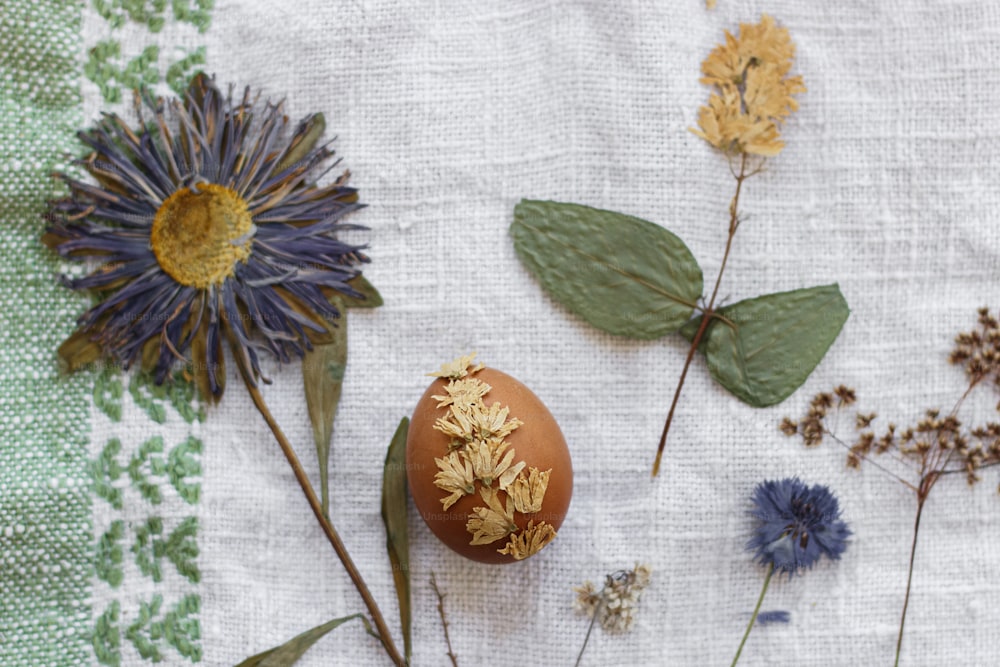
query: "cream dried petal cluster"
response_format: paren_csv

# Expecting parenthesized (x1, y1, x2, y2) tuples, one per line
(469, 401, 523, 441)
(691, 14, 804, 157)
(574, 564, 653, 634)
(508, 467, 551, 514)
(433, 378, 491, 411)
(466, 487, 518, 545)
(465, 439, 525, 489)
(428, 352, 485, 379)
(434, 452, 476, 511)
(498, 520, 557, 560)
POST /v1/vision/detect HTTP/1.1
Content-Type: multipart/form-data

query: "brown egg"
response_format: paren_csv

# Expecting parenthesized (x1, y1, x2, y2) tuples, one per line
(406, 356, 572, 564)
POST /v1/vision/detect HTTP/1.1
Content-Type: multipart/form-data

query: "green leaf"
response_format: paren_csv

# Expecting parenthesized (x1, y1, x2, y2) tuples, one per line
(235, 614, 369, 667)
(381, 418, 411, 664)
(683, 284, 849, 407)
(511, 200, 703, 339)
(342, 275, 383, 309)
(302, 297, 348, 517)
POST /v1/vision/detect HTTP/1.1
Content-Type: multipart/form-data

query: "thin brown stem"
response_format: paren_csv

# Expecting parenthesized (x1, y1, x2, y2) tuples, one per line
(822, 427, 919, 492)
(894, 493, 926, 667)
(245, 380, 406, 667)
(430, 572, 459, 667)
(652, 153, 748, 476)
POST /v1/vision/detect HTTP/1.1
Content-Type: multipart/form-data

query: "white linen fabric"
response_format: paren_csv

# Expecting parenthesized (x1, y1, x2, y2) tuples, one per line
(80, 1, 1000, 665)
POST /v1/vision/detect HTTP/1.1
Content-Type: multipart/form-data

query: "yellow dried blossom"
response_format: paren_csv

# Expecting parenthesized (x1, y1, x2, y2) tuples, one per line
(428, 352, 485, 379)
(465, 439, 525, 489)
(498, 520, 557, 560)
(466, 487, 518, 545)
(433, 452, 476, 510)
(692, 15, 805, 157)
(432, 378, 492, 411)
(508, 467, 551, 514)
(468, 401, 523, 441)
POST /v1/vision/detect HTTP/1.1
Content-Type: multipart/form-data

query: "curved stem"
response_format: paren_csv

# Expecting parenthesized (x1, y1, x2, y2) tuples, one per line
(894, 494, 926, 667)
(652, 153, 748, 476)
(245, 380, 407, 667)
(731, 561, 773, 667)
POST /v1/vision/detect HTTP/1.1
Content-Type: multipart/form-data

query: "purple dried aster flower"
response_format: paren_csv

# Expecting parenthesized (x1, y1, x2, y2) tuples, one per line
(44, 73, 369, 400)
(747, 477, 850, 575)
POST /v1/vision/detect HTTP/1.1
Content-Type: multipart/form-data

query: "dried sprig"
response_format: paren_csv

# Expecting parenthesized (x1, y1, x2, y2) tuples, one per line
(510, 17, 848, 482)
(573, 565, 652, 666)
(782, 308, 1000, 666)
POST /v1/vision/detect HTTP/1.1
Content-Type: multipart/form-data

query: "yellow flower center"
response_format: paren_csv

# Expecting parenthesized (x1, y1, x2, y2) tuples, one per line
(150, 183, 254, 288)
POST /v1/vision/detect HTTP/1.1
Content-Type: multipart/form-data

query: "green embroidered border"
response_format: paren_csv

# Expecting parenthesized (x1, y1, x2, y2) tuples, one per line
(0, 1, 91, 664)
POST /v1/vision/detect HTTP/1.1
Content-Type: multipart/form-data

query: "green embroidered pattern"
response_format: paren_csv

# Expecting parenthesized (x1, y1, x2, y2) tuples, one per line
(84, 0, 214, 103)
(95, 520, 126, 587)
(94, 366, 125, 422)
(88, 381, 205, 663)
(126, 594, 202, 663)
(132, 517, 200, 584)
(91, 438, 125, 510)
(93, 602, 122, 665)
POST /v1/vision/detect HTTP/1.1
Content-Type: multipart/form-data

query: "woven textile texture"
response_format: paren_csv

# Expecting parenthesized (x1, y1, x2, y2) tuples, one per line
(3, 0, 1000, 665)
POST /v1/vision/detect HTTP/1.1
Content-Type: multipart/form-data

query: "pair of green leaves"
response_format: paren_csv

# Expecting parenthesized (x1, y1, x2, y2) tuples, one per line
(511, 200, 849, 408)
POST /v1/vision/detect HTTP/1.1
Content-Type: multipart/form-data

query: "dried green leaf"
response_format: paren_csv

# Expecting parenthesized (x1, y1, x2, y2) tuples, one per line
(381, 417, 411, 663)
(342, 275, 383, 309)
(511, 200, 703, 339)
(276, 112, 326, 173)
(57, 328, 103, 371)
(235, 613, 370, 666)
(302, 296, 348, 517)
(681, 284, 849, 407)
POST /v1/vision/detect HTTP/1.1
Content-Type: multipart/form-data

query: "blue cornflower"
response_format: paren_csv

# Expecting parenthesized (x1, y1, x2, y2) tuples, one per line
(747, 477, 851, 575)
(45, 73, 368, 399)
(732, 478, 850, 667)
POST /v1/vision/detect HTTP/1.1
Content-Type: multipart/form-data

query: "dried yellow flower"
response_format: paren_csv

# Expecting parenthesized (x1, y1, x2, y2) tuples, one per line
(466, 487, 518, 546)
(434, 452, 476, 511)
(498, 520, 557, 560)
(508, 466, 551, 514)
(692, 15, 804, 157)
(465, 439, 525, 489)
(468, 401, 523, 441)
(428, 352, 485, 379)
(432, 378, 491, 411)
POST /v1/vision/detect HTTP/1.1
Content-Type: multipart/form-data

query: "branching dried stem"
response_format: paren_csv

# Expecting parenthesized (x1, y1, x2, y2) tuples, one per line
(430, 572, 459, 667)
(244, 378, 406, 667)
(781, 308, 1000, 665)
(653, 153, 749, 477)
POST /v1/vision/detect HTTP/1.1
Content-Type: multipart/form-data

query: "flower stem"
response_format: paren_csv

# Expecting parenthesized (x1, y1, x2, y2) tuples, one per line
(430, 572, 459, 667)
(894, 494, 926, 667)
(574, 598, 604, 667)
(652, 153, 748, 477)
(731, 561, 774, 667)
(245, 380, 407, 667)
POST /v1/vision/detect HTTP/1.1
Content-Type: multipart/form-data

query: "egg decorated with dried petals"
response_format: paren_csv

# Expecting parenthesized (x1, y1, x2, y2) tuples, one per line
(406, 354, 572, 564)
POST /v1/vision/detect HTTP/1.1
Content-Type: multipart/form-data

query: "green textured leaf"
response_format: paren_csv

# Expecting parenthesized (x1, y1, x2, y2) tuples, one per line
(683, 284, 849, 407)
(342, 275, 383, 309)
(381, 418, 411, 663)
(235, 614, 369, 667)
(511, 200, 703, 339)
(302, 297, 348, 517)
